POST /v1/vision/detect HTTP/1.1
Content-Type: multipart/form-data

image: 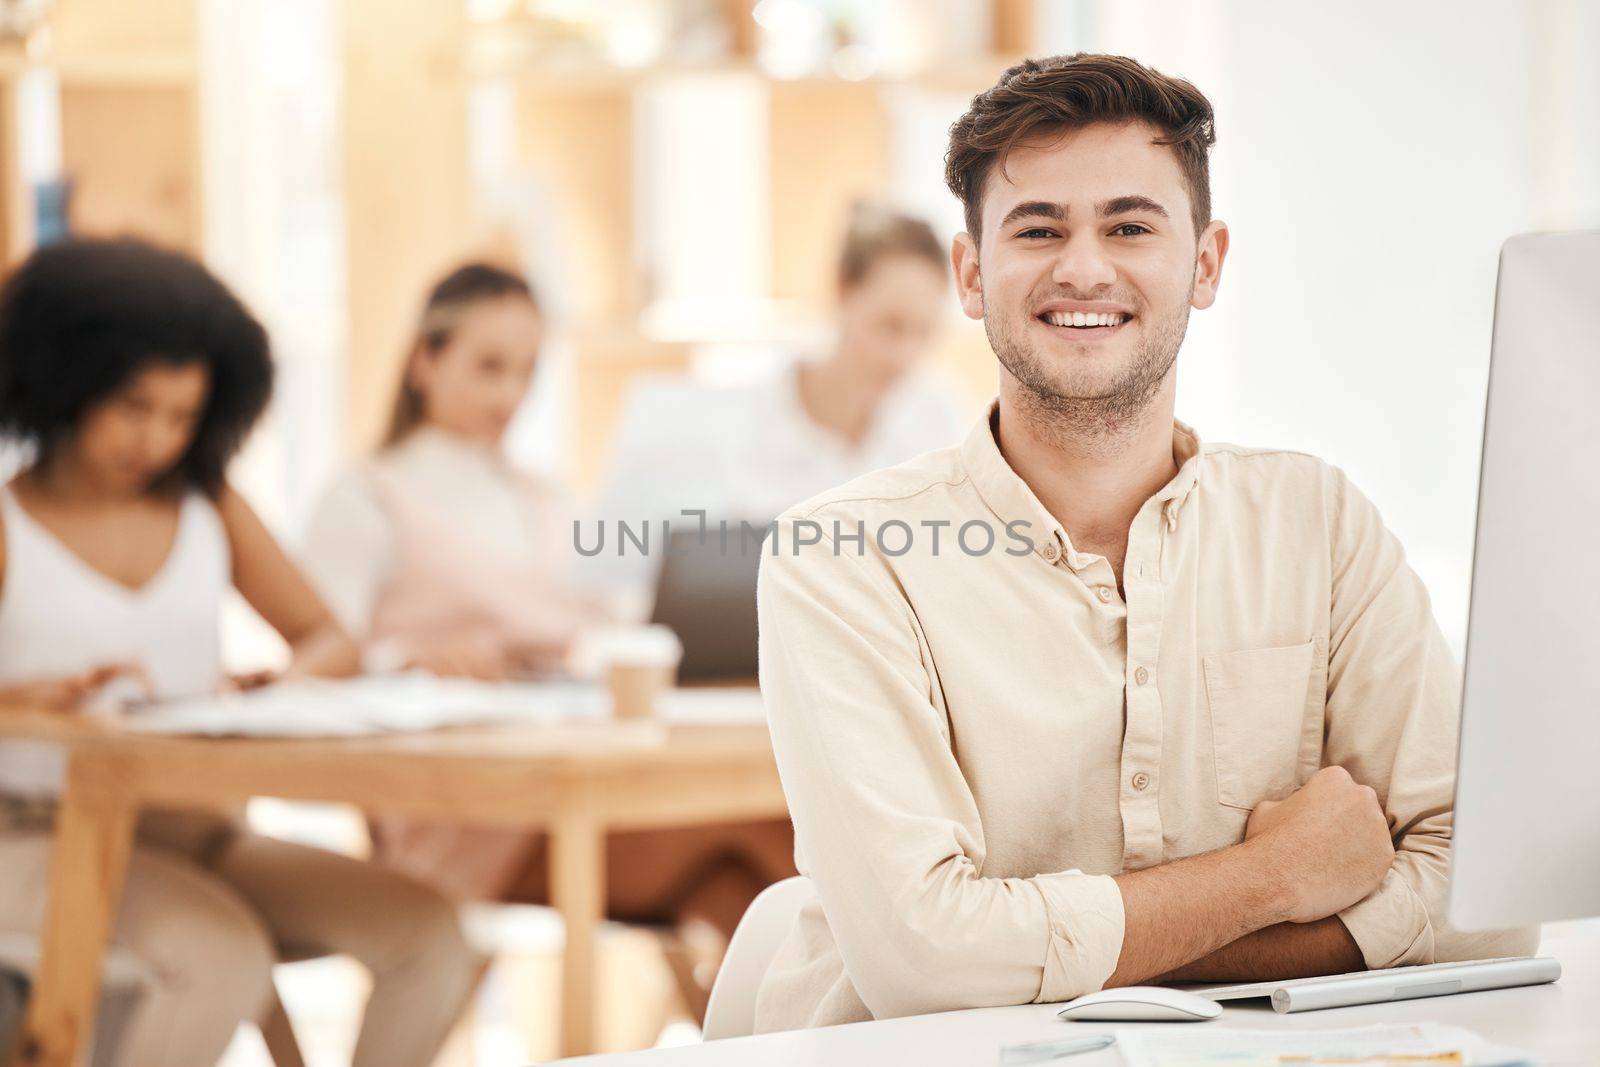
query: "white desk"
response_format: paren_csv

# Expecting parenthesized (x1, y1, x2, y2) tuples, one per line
(557, 922, 1600, 1065)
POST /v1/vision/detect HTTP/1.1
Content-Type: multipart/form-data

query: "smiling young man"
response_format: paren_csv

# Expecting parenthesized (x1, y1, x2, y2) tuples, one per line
(753, 54, 1535, 1032)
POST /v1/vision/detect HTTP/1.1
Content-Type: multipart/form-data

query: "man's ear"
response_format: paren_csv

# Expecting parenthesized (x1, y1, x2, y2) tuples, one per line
(952, 232, 985, 320)
(1190, 219, 1229, 310)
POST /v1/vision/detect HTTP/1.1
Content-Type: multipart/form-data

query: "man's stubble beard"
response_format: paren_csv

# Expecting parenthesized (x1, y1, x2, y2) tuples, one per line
(984, 276, 1193, 451)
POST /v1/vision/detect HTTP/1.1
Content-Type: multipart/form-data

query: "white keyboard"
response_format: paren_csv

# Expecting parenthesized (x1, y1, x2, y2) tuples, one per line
(1195, 956, 1561, 1013)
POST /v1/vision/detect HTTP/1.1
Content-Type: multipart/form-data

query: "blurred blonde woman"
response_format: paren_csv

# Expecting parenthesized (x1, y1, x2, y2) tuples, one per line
(305, 264, 586, 685)
(599, 204, 966, 531)
(302, 265, 794, 969)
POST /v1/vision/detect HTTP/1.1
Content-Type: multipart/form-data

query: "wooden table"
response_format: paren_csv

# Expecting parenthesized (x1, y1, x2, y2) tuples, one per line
(0, 703, 788, 1065)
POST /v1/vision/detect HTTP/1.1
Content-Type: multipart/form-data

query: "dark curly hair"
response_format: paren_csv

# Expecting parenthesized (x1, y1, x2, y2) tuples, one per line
(0, 237, 273, 497)
(945, 53, 1216, 243)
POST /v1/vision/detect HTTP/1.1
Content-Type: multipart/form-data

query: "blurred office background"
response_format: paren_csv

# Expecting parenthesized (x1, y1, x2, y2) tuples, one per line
(0, 0, 1596, 1062)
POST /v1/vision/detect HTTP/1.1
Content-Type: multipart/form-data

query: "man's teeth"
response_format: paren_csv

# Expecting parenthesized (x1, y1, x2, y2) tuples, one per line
(1043, 310, 1126, 328)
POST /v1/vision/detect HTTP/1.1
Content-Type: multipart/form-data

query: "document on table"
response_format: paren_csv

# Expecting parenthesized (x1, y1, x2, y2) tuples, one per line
(118, 675, 611, 737)
(114, 676, 767, 737)
(653, 686, 767, 724)
(1114, 1023, 1524, 1067)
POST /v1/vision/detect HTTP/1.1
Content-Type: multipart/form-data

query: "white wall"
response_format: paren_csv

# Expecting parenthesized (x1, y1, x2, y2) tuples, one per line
(1045, 0, 1600, 654)
(201, 0, 346, 670)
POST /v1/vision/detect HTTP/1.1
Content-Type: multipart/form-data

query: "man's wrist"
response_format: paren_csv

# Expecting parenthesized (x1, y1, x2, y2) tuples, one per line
(1233, 833, 1299, 929)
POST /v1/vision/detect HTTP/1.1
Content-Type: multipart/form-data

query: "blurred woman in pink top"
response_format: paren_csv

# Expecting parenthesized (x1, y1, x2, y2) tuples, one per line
(305, 264, 585, 682)
(302, 265, 794, 1002)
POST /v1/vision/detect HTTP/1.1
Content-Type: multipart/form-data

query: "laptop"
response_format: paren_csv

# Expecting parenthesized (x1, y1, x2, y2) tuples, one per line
(649, 526, 765, 682)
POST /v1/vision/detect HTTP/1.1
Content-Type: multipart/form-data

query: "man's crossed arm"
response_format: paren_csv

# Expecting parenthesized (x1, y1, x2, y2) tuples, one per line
(1106, 766, 1385, 987)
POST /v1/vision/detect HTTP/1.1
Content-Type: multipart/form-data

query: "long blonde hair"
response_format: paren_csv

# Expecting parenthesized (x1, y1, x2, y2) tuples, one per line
(382, 262, 538, 448)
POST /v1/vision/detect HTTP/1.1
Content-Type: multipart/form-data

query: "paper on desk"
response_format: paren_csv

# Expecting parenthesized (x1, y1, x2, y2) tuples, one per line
(1114, 1022, 1523, 1066)
(653, 686, 768, 724)
(119, 675, 610, 737)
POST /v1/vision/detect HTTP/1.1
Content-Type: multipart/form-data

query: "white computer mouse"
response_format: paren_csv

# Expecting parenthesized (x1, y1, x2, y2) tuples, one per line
(1057, 985, 1222, 1022)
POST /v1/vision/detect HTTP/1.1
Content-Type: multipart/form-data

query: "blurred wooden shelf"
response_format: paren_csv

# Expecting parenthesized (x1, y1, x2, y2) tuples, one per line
(0, 52, 195, 83)
(53, 53, 197, 85)
(466, 42, 1025, 96)
(0, 3, 203, 266)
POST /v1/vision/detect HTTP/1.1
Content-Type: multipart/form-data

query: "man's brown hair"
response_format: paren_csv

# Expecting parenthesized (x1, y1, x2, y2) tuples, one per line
(944, 53, 1216, 243)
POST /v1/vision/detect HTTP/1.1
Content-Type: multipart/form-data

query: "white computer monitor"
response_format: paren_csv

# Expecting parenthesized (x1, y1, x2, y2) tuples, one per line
(1448, 230, 1600, 931)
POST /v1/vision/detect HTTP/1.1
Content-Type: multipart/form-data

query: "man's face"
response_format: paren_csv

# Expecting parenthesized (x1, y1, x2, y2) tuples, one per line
(952, 121, 1227, 415)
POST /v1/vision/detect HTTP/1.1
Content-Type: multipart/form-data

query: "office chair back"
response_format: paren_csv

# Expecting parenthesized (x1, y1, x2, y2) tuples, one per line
(701, 876, 814, 1040)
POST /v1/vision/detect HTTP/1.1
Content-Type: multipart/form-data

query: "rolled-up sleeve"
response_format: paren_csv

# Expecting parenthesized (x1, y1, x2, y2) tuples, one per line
(1322, 468, 1538, 967)
(758, 514, 1125, 1019)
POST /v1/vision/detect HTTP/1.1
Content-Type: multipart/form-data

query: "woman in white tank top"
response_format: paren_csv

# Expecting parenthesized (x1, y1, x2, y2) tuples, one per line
(0, 239, 481, 1067)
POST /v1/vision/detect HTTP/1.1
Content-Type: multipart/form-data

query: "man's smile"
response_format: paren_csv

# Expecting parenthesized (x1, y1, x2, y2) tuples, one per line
(1034, 300, 1135, 338)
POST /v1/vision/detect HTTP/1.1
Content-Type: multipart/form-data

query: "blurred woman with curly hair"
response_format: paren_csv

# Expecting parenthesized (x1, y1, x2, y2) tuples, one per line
(0, 238, 481, 1067)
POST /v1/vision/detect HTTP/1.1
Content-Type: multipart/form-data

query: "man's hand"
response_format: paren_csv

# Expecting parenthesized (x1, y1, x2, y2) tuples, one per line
(1249, 766, 1395, 923)
(1245, 799, 1279, 839)
(1108, 765, 1392, 986)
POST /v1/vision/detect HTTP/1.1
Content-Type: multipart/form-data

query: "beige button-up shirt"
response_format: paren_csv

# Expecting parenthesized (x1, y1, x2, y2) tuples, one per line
(753, 403, 1534, 1032)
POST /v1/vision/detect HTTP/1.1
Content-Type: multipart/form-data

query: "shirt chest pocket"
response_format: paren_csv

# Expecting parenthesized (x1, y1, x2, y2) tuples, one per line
(1203, 640, 1318, 811)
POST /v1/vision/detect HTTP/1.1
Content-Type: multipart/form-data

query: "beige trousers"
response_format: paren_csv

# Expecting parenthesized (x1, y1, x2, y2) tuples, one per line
(0, 815, 482, 1067)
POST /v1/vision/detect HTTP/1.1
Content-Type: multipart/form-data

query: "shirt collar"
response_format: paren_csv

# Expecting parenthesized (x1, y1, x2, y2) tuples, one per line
(1155, 419, 1204, 528)
(959, 399, 1206, 559)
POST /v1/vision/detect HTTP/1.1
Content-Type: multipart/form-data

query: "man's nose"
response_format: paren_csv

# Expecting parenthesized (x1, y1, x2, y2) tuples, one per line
(1050, 233, 1117, 291)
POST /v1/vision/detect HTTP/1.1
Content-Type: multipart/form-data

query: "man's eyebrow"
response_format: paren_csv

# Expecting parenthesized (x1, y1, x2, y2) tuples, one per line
(1097, 195, 1170, 219)
(997, 197, 1171, 231)
(998, 201, 1068, 230)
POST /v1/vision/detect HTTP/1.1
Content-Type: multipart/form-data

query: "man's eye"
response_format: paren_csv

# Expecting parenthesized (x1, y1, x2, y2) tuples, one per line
(1017, 227, 1057, 239)
(1112, 223, 1150, 237)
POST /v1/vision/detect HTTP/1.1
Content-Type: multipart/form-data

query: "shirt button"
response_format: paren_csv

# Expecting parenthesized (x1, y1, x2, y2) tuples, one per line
(1041, 542, 1059, 562)
(1096, 586, 1113, 603)
(1134, 666, 1149, 685)
(1131, 771, 1151, 791)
